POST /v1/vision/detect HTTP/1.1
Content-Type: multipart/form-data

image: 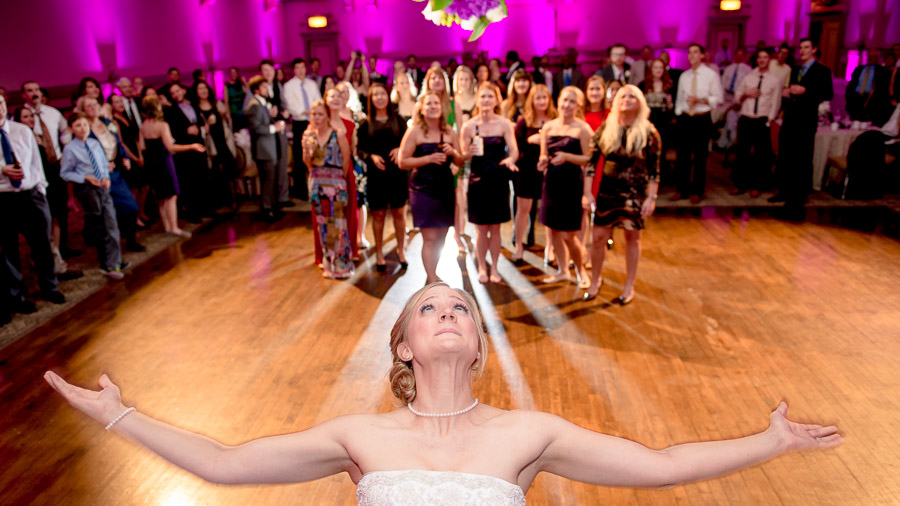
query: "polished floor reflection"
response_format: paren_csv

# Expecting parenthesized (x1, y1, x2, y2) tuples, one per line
(2, 207, 899, 505)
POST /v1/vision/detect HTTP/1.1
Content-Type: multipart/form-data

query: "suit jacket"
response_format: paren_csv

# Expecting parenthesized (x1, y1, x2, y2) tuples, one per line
(784, 60, 833, 128)
(596, 63, 631, 84)
(553, 69, 584, 97)
(846, 64, 891, 123)
(504, 60, 524, 85)
(246, 97, 286, 162)
(164, 102, 206, 145)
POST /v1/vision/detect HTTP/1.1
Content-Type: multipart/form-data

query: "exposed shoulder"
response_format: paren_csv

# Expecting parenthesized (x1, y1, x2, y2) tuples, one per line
(576, 119, 593, 135)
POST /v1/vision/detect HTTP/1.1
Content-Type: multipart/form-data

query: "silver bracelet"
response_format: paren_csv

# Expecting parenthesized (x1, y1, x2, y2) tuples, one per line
(105, 407, 136, 431)
(649, 194, 658, 200)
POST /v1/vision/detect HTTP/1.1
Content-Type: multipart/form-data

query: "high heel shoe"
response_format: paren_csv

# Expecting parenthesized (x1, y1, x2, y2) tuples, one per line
(376, 262, 387, 273)
(399, 260, 409, 269)
(615, 292, 635, 305)
(583, 279, 604, 301)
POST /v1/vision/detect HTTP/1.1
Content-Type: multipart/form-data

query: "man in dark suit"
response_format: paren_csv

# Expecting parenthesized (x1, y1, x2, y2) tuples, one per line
(886, 52, 900, 111)
(406, 54, 424, 89)
(554, 48, 584, 99)
(246, 76, 288, 222)
(770, 38, 833, 206)
(258, 60, 285, 114)
(164, 82, 208, 221)
(846, 48, 890, 124)
(659, 51, 682, 99)
(596, 43, 631, 84)
(504, 50, 525, 85)
(157, 67, 181, 103)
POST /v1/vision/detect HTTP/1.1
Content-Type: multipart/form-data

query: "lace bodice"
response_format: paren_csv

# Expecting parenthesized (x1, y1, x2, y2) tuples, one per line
(357, 470, 526, 506)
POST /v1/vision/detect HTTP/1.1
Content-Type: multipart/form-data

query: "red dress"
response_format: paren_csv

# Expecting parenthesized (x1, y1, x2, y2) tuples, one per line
(313, 117, 360, 265)
(585, 109, 609, 197)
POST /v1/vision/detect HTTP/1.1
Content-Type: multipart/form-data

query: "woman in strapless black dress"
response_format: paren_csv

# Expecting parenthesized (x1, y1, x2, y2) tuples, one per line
(459, 83, 519, 284)
(538, 86, 593, 289)
(358, 83, 409, 271)
(399, 92, 466, 284)
(513, 84, 556, 263)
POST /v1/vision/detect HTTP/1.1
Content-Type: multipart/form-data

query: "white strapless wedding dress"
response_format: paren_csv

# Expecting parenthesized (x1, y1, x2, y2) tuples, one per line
(357, 470, 527, 505)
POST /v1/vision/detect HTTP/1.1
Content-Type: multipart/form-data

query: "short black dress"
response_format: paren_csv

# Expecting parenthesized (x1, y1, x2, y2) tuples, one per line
(357, 118, 409, 211)
(539, 136, 584, 231)
(467, 136, 511, 225)
(588, 122, 661, 230)
(514, 117, 543, 200)
(143, 138, 180, 199)
(409, 138, 455, 229)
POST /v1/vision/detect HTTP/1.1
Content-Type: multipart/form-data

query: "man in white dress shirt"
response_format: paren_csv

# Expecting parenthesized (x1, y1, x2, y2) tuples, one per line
(673, 43, 724, 203)
(22, 80, 76, 259)
(729, 49, 783, 197)
(0, 94, 66, 316)
(716, 49, 753, 149)
(283, 57, 322, 201)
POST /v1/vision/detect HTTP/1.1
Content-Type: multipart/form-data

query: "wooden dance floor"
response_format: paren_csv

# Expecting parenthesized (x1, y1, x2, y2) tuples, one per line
(2, 208, 899, 505)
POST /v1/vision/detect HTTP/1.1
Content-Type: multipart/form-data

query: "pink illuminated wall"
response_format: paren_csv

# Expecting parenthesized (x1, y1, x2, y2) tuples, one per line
(1, 0, 897, 94)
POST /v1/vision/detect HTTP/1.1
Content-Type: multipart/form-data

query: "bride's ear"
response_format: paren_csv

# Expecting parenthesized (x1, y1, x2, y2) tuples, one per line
(398, 343, 413, 362)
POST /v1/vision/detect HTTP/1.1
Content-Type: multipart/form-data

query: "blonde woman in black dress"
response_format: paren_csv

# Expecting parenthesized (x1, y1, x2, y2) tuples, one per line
(583, 85, 660, 304)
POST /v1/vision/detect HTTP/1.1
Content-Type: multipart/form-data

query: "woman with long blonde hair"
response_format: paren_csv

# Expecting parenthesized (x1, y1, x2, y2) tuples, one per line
(452, 65, 477, 255)
(583, 84, 660, 304)
(391, 71, 417, 123)
(512, 84, 557, 264)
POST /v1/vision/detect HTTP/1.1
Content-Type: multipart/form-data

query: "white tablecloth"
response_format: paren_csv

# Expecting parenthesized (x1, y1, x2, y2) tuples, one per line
(812, 127, 867, 191)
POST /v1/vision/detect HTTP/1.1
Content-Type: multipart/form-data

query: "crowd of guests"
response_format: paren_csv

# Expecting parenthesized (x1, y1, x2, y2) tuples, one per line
(3, 40, 899, 325)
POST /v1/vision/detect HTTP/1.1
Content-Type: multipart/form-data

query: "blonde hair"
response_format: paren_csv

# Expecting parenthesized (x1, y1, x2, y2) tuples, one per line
(600, 84, 653, 157)
(412, 91, 448, 135)
(388, 282, 489, 405)
(453, 65, 476, 98)
(420, 67, 452, 122)
(471, 82, 502, 117)
(522, 84, 558, 128)
(557, 86, 586, 119)
(391, 72, 417, 104)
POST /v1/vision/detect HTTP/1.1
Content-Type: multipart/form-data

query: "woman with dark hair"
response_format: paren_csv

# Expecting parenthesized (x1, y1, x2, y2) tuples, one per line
(513, 84, 557, 264)
(193, 80, 238, 210)
(638, 59, 675, 160)
(223, 66, 248, 131)
(488, 58, 505, 97)
(320, 75, 337, 98)
(75, 77, 111, 118)
(460, 83, 519, 284)
(357, 83, 409, 271)
(46, 281, 841, 503)
(475, 64, 490, 87)
(501, 70, 533, 123)
(399, 92, 466, 284)
(605, 79, 624, 111)
(110, 94, 150, 227)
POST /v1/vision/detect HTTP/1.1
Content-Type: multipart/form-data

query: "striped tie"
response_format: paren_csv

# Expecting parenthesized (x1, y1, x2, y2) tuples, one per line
(85, 141, 104, 180)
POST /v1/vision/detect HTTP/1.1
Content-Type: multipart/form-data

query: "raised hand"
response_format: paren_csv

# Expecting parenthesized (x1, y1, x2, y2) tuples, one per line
(44, 371, 128, 426)
(766, 402, 842, 452)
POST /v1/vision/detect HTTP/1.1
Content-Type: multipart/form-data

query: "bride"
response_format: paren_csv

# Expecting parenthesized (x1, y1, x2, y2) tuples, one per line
(45, 283, 842, 505)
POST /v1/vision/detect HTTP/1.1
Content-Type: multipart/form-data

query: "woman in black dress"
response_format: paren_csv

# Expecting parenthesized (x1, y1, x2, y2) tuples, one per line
(110, 94, 150, 227)
(513, 84, 556, 264)
(501, 70, 533, 124)
(460, 83, 519, 284)
(357, 83, 409, 271)
(538, 86, 593, 288)
(398, 92, 466, 284)
(193, 81, 238, 210)
(583, 85, 660, 304)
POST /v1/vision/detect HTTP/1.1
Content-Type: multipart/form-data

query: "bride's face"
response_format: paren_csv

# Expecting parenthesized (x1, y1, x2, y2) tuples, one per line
(402, 286, 479, 365)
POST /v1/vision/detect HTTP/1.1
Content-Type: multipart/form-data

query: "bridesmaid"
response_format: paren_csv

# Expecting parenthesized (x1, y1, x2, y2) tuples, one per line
(398, 92, 466, 284)
(302, 100, 354, 279)
(459, 83, 519, 284)
(538, 86, 592, 288)
(513, 84, 557, 264)
(357, 83, 409, 271)
(584, 75, 612, 253)
(500, 70, 533, 123)
(391, 72, 417, 124)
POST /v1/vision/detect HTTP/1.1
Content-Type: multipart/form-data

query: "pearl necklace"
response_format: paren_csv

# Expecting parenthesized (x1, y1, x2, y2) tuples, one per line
(408, 398, 479, 418)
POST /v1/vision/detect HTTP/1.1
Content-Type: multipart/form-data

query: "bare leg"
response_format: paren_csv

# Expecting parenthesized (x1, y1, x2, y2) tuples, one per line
(544, 228, 555, 264)
(562, 231, 589, 289)
(475, 224, 489, 283)
(513, 197, 532, 261)
(454, 182, 467, 252)
(544, 228, 571, 283)
(51, 220, 61, 250)
(358, 205, 368, 248)
(391, 207, 408, 264)
(488, 224, 502, 283)
(158, 200, 171, 233)
(587, 226, 613, 297)
(372, 210, 387, 265)
(621, 229, 642, 299)
(580, 210, 592, 268)
(421, 227, 448, 284)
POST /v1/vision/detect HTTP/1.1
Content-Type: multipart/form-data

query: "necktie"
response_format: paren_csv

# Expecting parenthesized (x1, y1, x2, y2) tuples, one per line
(300, 81, 310, 114)
(36, 112, 58, 164)
(689, 70, 698, 114)
(754, 74, 764, 115)
(130, 99, 142, 127)
(0, 128, 22, 188)
(564, 69, 571, 87)
(799, 64, 809, 82)
(84, 140, 105, 181)
(729, 67, 738, 94)
(861, 66, 875, 95)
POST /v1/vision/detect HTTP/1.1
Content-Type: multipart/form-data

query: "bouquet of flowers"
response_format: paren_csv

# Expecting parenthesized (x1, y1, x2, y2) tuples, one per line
(416, 0, 508, 41)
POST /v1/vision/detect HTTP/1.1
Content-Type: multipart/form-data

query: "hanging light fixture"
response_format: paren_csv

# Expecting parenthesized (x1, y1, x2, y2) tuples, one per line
(720, 0, 741, 10)
(308, 15, 328, 28)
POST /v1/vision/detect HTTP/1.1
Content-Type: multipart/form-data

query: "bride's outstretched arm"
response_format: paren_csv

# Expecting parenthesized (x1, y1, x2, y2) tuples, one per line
(44, 371, 355, 485)
(535, 402, 842, 489)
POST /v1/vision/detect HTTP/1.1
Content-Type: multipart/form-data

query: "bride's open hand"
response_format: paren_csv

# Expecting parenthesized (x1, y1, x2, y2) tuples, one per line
(767, 401, 843, 452)
(44, 371, 128, 426)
